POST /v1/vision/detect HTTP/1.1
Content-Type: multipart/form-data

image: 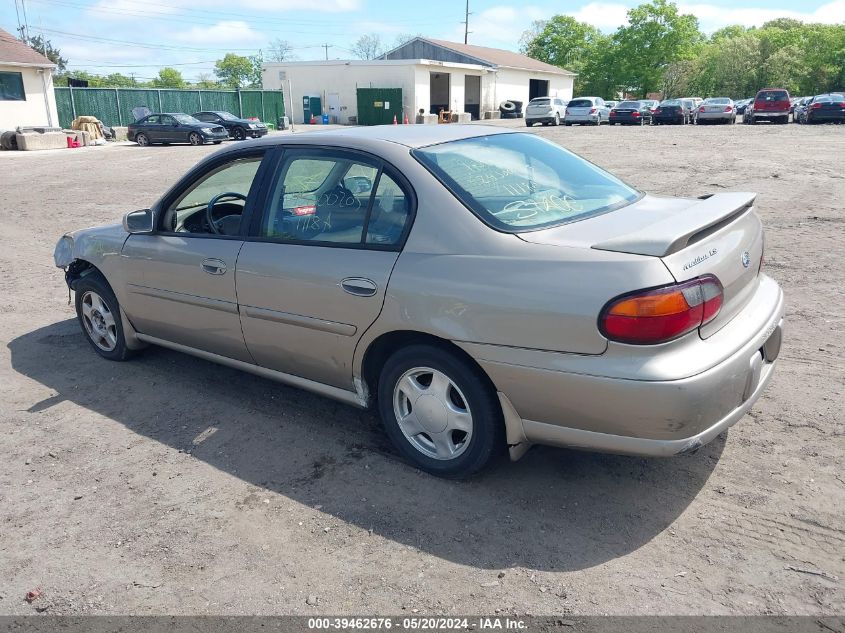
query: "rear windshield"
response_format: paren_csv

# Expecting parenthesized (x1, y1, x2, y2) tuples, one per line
(617, 101, 641, 108)
(413, 133, 640, 232)
(568, 99, 593, 107)
(530, 98, 550, 106)
(757, 90, 789, 102)
(704, 98, 731, 104)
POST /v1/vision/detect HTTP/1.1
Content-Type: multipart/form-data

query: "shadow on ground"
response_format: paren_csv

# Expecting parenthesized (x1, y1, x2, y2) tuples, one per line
(9, 319, 723, 572)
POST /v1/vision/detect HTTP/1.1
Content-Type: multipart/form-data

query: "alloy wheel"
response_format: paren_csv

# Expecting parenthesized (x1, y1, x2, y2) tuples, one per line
(392, 367, 473, 461)
(189, 132, 203, 146)
(80, 290, 117, 352)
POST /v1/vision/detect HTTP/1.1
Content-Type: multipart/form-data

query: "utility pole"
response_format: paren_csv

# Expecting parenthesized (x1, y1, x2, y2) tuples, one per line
(463, 0, 471, 44)
(322, 43, 331, 60)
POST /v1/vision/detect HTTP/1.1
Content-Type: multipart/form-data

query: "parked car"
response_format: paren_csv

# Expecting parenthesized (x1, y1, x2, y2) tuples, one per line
(745, 88, 791, 124)
(685, 97, 704, 110)
(793, 96, 813, 123)
(804, 93, 845, 124)
(53, 126, 784, 478)
(681, 99, 698, 123)
(604, 100, 619, 110)
(735, 99, 752, 115)
(609, 100, 652, 125)
(525, 97, 568, 127)
(696, 97, 736, 124)
(192, 111, 269, 140)
(640, 99, 660, 113)
(652, 99, 690, 124)
(128, 113, 228, 146)
(564, 97, 610, 126)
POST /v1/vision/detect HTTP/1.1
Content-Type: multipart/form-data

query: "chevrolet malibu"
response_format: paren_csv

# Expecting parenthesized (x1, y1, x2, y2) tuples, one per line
(53, 126, 784, 478)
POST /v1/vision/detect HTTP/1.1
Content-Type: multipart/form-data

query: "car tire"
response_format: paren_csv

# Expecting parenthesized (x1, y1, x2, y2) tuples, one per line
(74, 273, 135, 362)
(135, 133, 150, 147)
(232, 127, 247, 141)
(554, 113, 561, 126)
(377, 344, 504, 478)
(188, 132, 204, 146)
(564, 122, 571, 127)
(213, 140, 223, 144)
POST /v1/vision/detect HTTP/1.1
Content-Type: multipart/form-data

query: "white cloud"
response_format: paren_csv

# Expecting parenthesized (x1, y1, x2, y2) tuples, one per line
(560, 0, 845, 32)
(175, 21, 262, 45)
(451, 5, 546, 46)
(569, 3, 631, 30)
(679, 1, 845, 30)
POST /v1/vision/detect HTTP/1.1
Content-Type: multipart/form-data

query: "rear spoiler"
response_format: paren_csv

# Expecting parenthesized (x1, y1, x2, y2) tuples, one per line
(592, 192, 757, 257)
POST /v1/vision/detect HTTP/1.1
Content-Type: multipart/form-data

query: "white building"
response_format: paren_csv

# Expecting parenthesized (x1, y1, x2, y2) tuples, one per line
(0, 28, 59, 130)
(262, 37, 575, 125)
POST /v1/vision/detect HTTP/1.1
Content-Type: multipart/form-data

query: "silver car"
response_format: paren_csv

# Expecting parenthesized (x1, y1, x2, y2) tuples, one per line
(696, 97, 737, 124)
(54, 126, 784, 478)
(525, 97, 567, 127)
(564, 97, 610, 126)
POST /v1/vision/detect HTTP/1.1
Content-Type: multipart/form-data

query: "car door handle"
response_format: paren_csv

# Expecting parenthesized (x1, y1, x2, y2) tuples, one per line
(340, 277, 377, 297)
(201, 258, 227, 275)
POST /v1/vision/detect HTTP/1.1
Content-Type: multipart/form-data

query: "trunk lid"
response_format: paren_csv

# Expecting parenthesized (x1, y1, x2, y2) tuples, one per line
(519, 192, 764, 337)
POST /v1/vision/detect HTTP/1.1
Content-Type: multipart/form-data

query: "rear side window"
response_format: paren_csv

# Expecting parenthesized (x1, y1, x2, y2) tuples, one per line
(757, 90, 789, 102)
(414, 133, 640, 232)
(568, 99, 593, 107)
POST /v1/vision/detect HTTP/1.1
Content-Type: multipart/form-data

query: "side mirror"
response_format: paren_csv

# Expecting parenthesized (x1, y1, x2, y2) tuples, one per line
(345, 176, 373, 194)
(123, 209, 154, 234)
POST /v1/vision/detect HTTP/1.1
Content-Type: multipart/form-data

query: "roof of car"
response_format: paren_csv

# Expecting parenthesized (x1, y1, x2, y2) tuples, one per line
(222, 124, 517, 152)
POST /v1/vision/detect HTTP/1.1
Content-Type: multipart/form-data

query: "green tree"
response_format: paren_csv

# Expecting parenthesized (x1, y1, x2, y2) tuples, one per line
(214, 53, 253, 89)
(248, 51, 264, 88)
(612, 0, 703, 97)
(194, 73, 220, 89)
(151, 67, 186, 89)
(521, 16, 606, 75)
(20, 33, 67, 72)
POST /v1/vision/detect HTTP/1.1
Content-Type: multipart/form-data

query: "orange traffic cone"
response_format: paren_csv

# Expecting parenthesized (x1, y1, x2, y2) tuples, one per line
(403, 114, 409, 124)
(393, 115, 398, 125)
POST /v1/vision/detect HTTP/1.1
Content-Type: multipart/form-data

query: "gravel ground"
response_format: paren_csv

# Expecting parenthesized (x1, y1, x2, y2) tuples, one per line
(1, 120, 843, 616)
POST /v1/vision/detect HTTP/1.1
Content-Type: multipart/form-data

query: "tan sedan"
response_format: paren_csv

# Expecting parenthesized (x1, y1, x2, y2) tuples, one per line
(54, 126, 784, 477)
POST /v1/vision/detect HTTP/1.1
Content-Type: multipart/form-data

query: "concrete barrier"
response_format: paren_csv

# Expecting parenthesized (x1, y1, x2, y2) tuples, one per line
(483, 111, 501, 120)
(451, 112, 471, 123)
(416, 114, 438, 125)
(15, 132, 69, 151)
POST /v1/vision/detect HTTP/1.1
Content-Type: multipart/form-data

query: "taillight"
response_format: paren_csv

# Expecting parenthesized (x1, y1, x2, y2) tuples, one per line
(811, 103, 822, 109)
(293, 205, 316, 216)
(590, 107, 597, 113)
(565, 109, 571, 115)
(699, 106, 705, 112)
(610, 110, 617, 116)
(725, 106, 733, 112)
(599, 275, 723, 345)
(632, 111, 640, 117)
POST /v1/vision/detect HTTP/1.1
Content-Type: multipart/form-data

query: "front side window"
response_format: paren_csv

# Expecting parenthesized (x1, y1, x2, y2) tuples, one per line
(414, 133, 640, 232)
(0, 71, 25, 101)
(260, 151, 412, 247)
(144, 115, 160, 124)
(163, 156, 263, 235)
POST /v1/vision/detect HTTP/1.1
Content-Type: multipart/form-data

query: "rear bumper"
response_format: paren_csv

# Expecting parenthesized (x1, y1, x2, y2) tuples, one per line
(465, 275, 784, 457)
(653, 114, 685, 123)
(752, 111, 789, 119)
(526, 114, 556, 123)
(565, 114, 600, 123)
(611, 115, 646, 124)
(697, 112, 734, 121)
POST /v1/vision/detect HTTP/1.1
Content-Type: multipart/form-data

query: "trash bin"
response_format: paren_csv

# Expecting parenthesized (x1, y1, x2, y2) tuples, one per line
(322, 114, 329, 125)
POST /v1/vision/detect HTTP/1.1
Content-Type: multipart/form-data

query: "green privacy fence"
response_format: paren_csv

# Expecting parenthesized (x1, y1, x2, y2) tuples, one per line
(54, 87, 285, 129)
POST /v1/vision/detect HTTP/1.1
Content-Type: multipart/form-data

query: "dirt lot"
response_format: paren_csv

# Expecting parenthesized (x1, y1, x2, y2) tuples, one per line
(1, 120, 843, 617)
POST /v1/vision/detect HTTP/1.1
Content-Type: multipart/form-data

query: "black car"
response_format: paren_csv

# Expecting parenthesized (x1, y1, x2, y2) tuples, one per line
(127, 113, 228, 147)
(192, 111, 269, 140)
(652, 99, 690, 124)
(609, 100, 653, 125)
(735, 99, 752, 115)
(804, 94, 845, 124)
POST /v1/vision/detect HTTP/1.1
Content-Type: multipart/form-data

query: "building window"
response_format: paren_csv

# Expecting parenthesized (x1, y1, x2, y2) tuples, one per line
(0, 71, 26, 101)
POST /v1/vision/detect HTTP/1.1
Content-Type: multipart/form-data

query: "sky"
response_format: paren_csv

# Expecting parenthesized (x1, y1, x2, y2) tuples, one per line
(2, 0, 844, 82)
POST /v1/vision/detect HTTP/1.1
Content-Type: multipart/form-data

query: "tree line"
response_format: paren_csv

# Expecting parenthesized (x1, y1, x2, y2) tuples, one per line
(22, 29, 422, 91)
(520, 0, 845, 99)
